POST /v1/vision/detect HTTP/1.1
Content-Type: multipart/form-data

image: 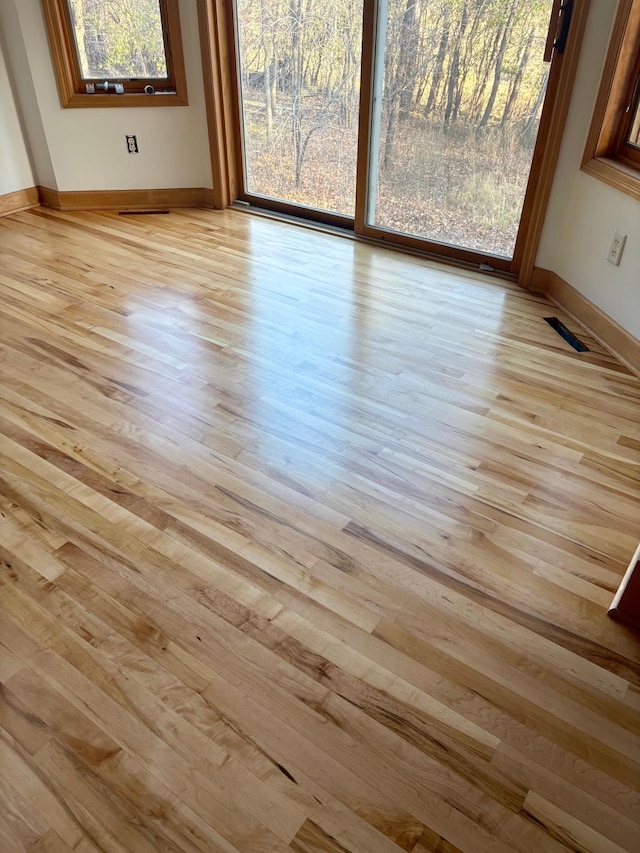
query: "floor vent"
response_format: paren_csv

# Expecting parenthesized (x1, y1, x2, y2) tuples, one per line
(118, 210, 170, 216)
(544, 317, 589, 352)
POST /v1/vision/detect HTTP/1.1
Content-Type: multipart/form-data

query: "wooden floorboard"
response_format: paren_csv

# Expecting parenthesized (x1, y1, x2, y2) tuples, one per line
(0, 207, 638, 853)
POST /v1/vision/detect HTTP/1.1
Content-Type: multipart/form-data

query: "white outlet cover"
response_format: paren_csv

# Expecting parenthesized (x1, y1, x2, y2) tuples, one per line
(607, 230, 627, 266)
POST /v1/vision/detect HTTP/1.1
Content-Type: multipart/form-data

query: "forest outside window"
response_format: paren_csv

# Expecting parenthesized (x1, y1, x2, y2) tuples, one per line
(41, 0, 188, 107)
(581, 0, 640, 198)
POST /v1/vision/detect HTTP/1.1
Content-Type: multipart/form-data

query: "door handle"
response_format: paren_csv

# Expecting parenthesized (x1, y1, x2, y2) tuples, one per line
(543, 0, 563, 62)
(543, 0, 573, 62)
(553, 0, 573, 55)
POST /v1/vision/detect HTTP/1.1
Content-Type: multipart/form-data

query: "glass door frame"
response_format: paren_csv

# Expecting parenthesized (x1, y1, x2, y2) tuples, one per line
(198, 0, 591, 285)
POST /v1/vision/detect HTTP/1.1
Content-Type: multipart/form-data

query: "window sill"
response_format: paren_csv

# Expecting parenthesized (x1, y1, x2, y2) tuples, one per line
(581, 155, 640, 201)
(63, 92, 188, 109)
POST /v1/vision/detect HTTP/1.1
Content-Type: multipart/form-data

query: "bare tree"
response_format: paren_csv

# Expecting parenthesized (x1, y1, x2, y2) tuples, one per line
(443, 0, 469, 130)
(479, 3, 516, 129)
(501, 27, 535, 127)
(423, 6, 449, 118)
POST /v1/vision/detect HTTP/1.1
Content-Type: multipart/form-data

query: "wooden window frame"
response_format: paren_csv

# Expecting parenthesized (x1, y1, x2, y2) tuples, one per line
(41, 0, 188, 108)
(581, 0, 640, 199)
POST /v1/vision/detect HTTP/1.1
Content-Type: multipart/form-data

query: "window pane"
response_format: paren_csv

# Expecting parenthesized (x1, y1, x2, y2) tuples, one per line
(628, 98, 640, 149)
(367, 0, 554, 258)
(66, 0, 168, 80)
(234, 0, 363, 216)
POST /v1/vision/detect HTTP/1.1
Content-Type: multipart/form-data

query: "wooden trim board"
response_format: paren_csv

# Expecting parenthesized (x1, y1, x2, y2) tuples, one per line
(37, 187, 62, 209)
(0, 187, 40, 217)
(581, 155, 640, 200)
(38, 187, 211, 211)
(609, 542, 640, 629)
(202, 188, 217, 208)
(197, 0, 238, 209)
(532, 266, 640, 376)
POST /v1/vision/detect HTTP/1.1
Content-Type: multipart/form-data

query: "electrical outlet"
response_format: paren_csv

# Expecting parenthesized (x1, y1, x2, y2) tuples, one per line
(125, 135, 138, 154)
(607, 231, 626, 266)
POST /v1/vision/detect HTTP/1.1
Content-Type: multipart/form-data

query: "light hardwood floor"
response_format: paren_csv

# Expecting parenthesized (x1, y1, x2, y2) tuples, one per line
(0, 207, 639, 853)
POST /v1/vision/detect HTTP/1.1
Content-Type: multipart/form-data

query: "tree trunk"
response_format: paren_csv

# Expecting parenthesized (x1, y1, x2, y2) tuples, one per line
(501, 28, 534, 128)
(521, 65, 549, 147)
(470, 27, 502, 121)
(261, 4, 275, 137)
(455, 0, 488, 121)
(397, 0, 419, 120)
(382, 100, 399, 172)
(479, 5, 516, 129)
(444, 1, 469, 130)
(290, 0, 305, 185)
(424, 7, 450, 119)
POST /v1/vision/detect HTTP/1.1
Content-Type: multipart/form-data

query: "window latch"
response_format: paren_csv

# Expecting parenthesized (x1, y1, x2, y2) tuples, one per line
(86, 82, 125, 94)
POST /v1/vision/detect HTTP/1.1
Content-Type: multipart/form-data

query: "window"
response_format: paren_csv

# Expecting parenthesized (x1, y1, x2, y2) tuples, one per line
(582, 0, 640, 198)
(617, 46, 640, 169)
(41, 0, 188, 107)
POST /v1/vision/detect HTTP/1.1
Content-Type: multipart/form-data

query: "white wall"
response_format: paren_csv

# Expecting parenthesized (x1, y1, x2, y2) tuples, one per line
(537, 0, 640, 340)
(0, 0, 212, 192)
(0, 29, 35, 195)
(0, 0, 56, 188)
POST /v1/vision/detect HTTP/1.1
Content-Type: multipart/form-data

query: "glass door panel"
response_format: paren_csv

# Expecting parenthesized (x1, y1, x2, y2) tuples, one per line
(367, 0, 554, 258)
(235, 0, 364, 217)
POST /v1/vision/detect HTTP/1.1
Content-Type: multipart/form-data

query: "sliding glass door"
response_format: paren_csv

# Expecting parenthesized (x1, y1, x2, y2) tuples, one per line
(234, 0, 364, 219)
(231, 0, 566, 263)
(366, 0, 554, 258)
